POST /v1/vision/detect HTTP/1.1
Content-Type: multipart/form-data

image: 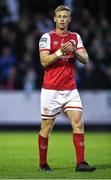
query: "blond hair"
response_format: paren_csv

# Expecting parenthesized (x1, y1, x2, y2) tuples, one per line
(55, 5, 71, 15)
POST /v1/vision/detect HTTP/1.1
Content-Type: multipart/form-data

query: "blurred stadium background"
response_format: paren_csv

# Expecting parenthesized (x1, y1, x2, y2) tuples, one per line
(0, 0, 111, 130)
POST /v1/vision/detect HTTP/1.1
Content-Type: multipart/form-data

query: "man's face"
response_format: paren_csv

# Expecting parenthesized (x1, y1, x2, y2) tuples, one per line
(54, 10, 71, 30)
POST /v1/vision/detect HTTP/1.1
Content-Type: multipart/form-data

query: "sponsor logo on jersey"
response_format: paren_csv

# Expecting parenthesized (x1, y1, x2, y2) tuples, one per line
(39, 38, 47, 48)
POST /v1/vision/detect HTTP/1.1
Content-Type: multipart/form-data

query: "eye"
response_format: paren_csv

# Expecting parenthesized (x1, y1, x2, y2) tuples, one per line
(57, 15, 61, 18)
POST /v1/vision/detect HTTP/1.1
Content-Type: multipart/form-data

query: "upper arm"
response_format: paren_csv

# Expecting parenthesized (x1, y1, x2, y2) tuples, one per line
(76, 33, 89, 58)
(40, 50, 50, 64)
(39, 33, 51, 52)
(76, 33, 84, 49)
(77, 48, 89, 58)
(39, 33, 51, 65)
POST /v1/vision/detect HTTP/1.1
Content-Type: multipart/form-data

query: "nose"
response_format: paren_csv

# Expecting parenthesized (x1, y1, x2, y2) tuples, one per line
(60, 16, 64, 21)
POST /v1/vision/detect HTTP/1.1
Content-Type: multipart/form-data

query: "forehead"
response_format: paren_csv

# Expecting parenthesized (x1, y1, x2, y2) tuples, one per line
(55, 10, 70, 16)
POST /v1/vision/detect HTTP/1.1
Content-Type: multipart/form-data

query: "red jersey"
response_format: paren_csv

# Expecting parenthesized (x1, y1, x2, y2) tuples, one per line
(39, 30, 84, 90)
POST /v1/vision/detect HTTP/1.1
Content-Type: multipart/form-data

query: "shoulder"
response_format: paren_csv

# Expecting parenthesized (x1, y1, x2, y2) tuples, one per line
(48, 30, 55, 35)
(40, 32, 50, 40)
(39, 32, 52, 49)
(69, 31, 83, 46)
(40, 30, 55, 38)
(68, 31, 82, 39)
(68, 31, 84, 48)
(39, 31, 56, 43)
(39, 32, 50, 47)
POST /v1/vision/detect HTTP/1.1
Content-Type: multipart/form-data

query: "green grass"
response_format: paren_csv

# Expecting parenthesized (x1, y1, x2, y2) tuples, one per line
(0, 131, 111, 179)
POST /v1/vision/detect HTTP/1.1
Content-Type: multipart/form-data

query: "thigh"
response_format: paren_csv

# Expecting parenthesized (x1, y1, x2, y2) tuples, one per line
(41, 88, 62, 119)
(66, 110, 83, 123)
(64, 89, 83, 112)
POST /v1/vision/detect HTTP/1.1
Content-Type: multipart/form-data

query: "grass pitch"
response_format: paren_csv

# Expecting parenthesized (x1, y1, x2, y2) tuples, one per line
(0, 131, 111, 179)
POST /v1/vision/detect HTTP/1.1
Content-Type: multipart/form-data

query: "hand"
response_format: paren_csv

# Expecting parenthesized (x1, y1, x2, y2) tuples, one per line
(60, 42, 73, 54)
(69, 40, 77, 53)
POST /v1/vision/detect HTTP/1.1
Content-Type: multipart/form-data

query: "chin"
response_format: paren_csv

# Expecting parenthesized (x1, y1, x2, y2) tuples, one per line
(59, 27, 65, 30)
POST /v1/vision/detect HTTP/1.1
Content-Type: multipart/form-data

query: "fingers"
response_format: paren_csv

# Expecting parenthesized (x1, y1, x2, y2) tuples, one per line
(60, 42, 73, 53)
(69, 40, 77, 52)
(69, 40, 76, 47)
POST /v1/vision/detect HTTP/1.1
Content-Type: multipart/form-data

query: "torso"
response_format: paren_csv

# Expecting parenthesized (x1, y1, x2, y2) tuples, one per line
(39, 30, 84, 90)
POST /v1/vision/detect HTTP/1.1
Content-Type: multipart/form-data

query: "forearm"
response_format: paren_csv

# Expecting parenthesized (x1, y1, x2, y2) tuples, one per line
(69, 40, 89, 65)
(40, 49, 63, 68)
(76, 51, 89, 65)
(40, 41, 76, 68)
(40, 54, 58, 68)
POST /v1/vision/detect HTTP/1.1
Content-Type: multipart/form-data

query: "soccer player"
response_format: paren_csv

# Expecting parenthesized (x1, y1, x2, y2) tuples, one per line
(38, 5, 96, 172)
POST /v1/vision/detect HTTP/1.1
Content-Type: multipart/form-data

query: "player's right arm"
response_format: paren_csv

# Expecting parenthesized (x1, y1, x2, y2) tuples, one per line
(39, 50, 59, 68)
(39, 33, 72, 68)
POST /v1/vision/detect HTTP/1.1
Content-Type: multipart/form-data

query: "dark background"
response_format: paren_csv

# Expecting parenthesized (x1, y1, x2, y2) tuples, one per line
(0, 0, 111, 91)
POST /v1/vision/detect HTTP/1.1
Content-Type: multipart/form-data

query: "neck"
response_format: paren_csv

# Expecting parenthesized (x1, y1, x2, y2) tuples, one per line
(55, 28, 68, 35)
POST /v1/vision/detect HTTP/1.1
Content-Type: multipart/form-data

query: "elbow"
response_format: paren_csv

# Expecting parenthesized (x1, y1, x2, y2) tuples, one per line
(41, 61, 49, 68)
(83, 54, 89, 64)
(80, 57, 89, 65)
(40, 58, 47, 68)
(41, 62, 48, 68)
(84, 57, 89, 64)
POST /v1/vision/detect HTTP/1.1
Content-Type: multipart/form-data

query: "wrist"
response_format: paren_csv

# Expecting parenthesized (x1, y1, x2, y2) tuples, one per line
(55, 49, 63, 57)
(75, 51, 79, 56)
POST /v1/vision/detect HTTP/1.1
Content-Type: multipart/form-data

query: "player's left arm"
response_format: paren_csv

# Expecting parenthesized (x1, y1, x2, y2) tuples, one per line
(70, 33, 89, 65)
(75, 48, 89, 65)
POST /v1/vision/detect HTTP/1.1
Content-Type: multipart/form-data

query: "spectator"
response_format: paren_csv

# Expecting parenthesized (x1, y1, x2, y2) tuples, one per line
(0, 45, 16, 88)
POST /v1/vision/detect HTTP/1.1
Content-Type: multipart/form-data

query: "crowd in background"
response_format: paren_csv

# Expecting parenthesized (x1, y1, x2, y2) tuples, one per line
(0, 0, 111, 91)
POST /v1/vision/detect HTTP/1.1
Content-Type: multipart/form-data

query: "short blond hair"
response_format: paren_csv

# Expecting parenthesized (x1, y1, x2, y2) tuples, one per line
(55, 5, 71, 15)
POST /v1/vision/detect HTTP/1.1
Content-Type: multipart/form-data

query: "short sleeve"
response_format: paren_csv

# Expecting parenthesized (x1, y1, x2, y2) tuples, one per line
(39, 33, 50, 51)
(76, 33, 84, 49)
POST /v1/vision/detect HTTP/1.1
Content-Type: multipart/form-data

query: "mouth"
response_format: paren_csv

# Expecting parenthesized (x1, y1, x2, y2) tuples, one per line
(60, 23, 65, 25)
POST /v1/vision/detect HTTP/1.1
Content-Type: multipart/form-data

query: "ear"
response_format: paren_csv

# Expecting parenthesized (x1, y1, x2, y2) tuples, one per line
(54, 17, 56, 22)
